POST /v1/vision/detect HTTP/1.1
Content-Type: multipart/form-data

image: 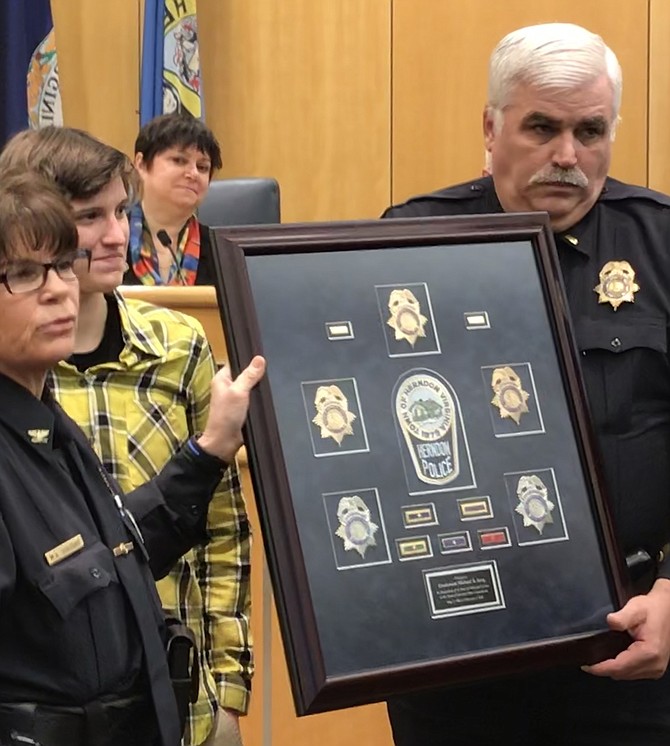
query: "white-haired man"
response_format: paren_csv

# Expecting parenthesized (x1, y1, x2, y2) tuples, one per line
(384, 22, 670, 745)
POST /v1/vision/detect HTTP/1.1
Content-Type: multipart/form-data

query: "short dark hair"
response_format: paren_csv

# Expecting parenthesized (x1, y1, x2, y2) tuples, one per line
(134, 113, 223, 174)
(0, 126, 137, 203)
(0, 169, 78, 265)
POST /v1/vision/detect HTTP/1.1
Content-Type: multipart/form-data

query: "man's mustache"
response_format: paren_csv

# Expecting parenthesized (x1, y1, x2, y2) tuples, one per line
(528, 167, 589, 188)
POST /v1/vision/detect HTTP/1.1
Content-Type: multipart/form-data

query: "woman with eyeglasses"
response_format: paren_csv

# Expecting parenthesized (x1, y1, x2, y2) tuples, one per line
(0, 168, 263, 746)
(0, 126, 256, 746)
(122, 113, 222, 286)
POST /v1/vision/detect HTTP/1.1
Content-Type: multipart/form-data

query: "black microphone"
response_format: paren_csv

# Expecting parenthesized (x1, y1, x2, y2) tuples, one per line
(156, 229, 186, 285)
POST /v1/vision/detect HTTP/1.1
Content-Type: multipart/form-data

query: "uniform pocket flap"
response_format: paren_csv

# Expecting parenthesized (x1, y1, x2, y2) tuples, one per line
(576, 316, 667, 354)
(37, 541, 118, 619)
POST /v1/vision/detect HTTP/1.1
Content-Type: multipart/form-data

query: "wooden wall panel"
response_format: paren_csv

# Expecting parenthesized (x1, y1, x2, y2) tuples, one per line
(51, 0, 140, 155)
(197, 0, 392, 222)
(649, 0, 670, 193)
(392, 0, 650, 205)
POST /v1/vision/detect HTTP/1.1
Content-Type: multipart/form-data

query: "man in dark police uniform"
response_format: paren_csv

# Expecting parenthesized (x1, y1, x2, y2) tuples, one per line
(384, 22, 670, 746)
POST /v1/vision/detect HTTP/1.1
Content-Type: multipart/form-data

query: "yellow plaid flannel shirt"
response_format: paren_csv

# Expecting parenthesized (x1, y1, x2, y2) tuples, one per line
(49, 292, 252, 745)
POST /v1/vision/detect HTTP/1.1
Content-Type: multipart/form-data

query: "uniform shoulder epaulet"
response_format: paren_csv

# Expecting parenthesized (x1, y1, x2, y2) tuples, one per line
(430, 177, 492, 200)
(383, 177, 493, 218)
(405, 177, 491, 205)
(600, 177, 670, 208)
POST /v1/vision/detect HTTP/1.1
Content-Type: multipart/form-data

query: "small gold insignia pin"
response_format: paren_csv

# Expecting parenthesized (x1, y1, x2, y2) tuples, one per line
(27, 429, 50, 444)
(594, 260, 639, 310)
(45, 534, 84, 566)
(564, 234, 579, 246)
(113, 541, 134, 557)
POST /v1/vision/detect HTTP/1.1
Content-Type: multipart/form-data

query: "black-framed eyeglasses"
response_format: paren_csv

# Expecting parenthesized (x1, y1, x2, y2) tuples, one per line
(0, 248, 92, 295)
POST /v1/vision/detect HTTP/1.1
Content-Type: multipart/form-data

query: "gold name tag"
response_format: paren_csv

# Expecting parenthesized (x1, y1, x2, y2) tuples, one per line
(45, 534, 84, 566)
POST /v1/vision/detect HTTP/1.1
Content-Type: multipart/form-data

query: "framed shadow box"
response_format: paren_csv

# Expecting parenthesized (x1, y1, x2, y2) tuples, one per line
(210, 213, 629, 716)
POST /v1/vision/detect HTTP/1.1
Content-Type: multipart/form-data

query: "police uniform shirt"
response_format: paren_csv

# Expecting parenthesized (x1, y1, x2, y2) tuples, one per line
(0, 372, 227, 746)
(0, 372, 150, 706)
(384, 176, 670, 573)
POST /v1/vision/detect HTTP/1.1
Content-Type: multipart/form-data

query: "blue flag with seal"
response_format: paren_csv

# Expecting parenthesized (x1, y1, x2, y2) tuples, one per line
(0, 0, 62, 146)
(140, 0, 203, 125)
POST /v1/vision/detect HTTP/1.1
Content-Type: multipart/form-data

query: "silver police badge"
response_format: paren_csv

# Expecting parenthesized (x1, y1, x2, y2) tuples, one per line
(335, 495, 378, 557)
(515, 474, 555, 534)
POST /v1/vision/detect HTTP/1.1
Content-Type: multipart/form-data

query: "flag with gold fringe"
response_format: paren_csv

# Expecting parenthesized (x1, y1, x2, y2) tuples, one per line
(140, 0, 203, 124)
(0, 0, 62, 147)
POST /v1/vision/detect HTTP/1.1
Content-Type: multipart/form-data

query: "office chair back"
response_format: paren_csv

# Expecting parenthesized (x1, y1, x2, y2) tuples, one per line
(197, 177, 281, 226)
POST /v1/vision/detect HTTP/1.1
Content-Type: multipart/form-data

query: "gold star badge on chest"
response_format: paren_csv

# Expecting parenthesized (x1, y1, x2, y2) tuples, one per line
(594, 260, 639, 311)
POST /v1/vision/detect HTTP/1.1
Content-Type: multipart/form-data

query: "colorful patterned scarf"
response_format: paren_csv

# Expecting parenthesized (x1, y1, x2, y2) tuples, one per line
(128, 204, 201, 285)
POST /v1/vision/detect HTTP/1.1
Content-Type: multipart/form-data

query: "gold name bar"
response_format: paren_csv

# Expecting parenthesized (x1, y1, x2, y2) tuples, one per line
(45, 534, 84, 566)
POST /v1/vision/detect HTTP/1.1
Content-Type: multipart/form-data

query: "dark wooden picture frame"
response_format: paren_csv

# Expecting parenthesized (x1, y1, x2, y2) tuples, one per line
(211, 214, 629, 716)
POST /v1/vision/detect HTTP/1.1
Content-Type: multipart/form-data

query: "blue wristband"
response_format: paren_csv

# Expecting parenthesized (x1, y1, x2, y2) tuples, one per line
(187, 435, 227, 468)
(187, 436, 205, 458)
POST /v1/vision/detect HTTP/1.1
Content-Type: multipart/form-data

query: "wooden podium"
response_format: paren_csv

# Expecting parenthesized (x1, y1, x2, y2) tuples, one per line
(120, 286, 393, 746)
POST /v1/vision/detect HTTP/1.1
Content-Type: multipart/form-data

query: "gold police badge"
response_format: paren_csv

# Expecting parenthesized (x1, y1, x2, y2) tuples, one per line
(594, 260, 639, 310)
(387, 288, 428, 347)
(515, 475, 555, 534)
(335, 495, 378, 557)
(491, 367, 530, 425)
(312, 385, 356, 445)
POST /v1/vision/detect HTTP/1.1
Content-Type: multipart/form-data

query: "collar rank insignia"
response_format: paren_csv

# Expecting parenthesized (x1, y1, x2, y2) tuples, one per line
(27, 429, 50, 444)
(594, 260, 639, 311)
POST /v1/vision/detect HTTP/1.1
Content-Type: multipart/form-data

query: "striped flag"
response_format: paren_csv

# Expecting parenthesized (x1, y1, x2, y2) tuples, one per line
(140, 0, 203, 125)
(0, 0, 62, 147)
